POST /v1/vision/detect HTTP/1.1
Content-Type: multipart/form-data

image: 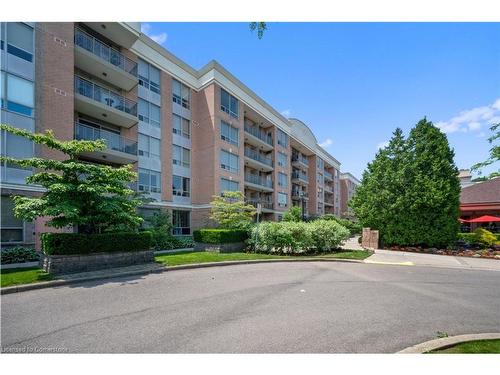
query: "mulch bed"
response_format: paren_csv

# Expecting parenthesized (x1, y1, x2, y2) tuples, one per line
(383, 246, 500, 260)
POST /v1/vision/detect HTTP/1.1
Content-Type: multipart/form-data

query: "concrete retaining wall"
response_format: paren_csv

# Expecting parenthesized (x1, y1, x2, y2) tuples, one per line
(194, 242, 246, 253)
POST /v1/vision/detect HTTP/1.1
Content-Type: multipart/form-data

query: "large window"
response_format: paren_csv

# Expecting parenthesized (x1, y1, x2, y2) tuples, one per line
(138, 133, 160, 158)
(1, 196, 24, 243)
(220, 88, 239, 118)
(138, 98, 161, 127)
(220, 149, 239, 174)
(4, 23, 34, 62)
(1, 72, 34, 117)
(138, 168, 161, 193)
(172, 114, 190, 139)
(316, 157, 324, 170)
(138, 58, 160, 94)
(220, 177, 239, 193)
(172, 210, 190, 235)
(278, 172, 288, 188)
(278, 192, 288, 208)
(220, 120, 239, 146)
(172, 175, 190, 197)
(172, 79, 190, 109)
(277, 129, 288, 148)
(277, 151, 287, 168)
(172, 144, 191, 168)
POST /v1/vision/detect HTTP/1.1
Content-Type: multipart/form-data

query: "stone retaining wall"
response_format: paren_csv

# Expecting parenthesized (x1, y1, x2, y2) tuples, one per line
(194, 242, 246, 253)
(41, 250, 155, 275)
(362, 228, 379, 249)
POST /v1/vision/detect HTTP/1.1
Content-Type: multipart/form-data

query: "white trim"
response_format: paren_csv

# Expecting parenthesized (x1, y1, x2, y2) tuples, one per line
(0, 182, 45, 192)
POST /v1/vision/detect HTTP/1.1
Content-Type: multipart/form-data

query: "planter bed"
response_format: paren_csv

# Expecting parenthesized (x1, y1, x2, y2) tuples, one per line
(383, 246, 500, 260)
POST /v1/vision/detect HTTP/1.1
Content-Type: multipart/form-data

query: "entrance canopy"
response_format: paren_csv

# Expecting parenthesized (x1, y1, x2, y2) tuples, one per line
(466, 215, 500, 223)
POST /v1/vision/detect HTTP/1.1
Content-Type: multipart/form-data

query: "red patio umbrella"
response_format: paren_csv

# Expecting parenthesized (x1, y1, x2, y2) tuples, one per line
(467, 215, 500, 223)
(459, 218, 469, 223)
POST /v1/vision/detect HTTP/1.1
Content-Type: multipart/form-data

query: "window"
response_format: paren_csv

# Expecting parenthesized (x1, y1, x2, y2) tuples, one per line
(316, 157, 324, 170)
(172, 175, 190, 197)
(220, 149, 239, 174)
(277, 129, 288, 148)
(138, 59, 160, 94)
(1, 196, 24, 243)
(278, 192, 288, 208)
(138, 168, 161, 193)
(6, 23, 33, 62)
(220, 178, 239, 193)
(172, 210, 190, 235)
(138, 133, 160, 158)
(172, 79, 190, 109)
(138, 99, 160, 127)
(220, 88, 239, 118)
(220, 120, 239, 146)
(278, 172, 288, 188)
(172, 114, 190, 139)
(277, 151, 287, 168)
(317, 172, 323, 185)
(172, 145, 191, 168)
(1, 73, 34, 117)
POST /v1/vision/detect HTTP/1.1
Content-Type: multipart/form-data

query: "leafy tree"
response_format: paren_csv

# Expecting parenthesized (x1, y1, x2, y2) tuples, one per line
(0, 124, 143, 234)
(249, 22, 267, 39)
(283, 206, 302, 222)
(471, 123, 499, 179)
(350, 119, 460, 247)
(210, 191, 256, 229)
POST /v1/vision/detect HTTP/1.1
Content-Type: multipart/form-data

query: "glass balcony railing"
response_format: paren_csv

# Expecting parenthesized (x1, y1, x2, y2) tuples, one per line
(244, 147, 273, 167)
(292, 190, 308, 198)
(244, 123, 273, 146)
(292, 171, 308, 182)
(75, 76, 138, 117)
(324, 185, 333, 193)
(244, 174, 273, 188)
(75, 122, 137, 156)
(292, 154, 309, 166)
(247, 199, 274, 210)
(324, 170, 333, 180)
(75, 27, 138, 76)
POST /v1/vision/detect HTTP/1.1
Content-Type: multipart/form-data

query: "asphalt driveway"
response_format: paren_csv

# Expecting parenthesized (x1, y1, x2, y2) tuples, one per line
(2, 261, 500, 353)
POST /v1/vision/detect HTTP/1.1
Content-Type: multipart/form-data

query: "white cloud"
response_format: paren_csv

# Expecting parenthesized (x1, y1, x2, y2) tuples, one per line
(281, 109, 291, 118)
(141, 23, 167, 45)
(376, 141, 389, 150)
(436, 98, 500, 134)
(319, 138, 333, 148)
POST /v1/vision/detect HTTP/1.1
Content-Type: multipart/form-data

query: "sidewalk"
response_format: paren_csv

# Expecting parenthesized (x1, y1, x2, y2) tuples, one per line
(341, 236, 365, 250)
(365, 248, 500, 271)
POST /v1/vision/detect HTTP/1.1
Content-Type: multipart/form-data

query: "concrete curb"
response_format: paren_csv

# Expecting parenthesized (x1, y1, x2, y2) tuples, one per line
(1, 257, 366, 295)
(397, 333, 500, 353)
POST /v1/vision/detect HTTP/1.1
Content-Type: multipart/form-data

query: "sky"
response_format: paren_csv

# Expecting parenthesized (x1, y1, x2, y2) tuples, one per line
(141, 22, 500, 180)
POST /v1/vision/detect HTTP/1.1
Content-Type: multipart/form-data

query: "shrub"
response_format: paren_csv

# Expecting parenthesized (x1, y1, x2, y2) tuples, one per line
(152, 232, 195, 251)
(1, 246, 39, 264)
(249, 220, 350, 255)
(321, 215, 362, 235)
(457, 232, 478, 245)
(283, 206, 302, 222)
(193, 229, 249, 244)
(41, 232, 152, 255)
(473, 228, 498, 248)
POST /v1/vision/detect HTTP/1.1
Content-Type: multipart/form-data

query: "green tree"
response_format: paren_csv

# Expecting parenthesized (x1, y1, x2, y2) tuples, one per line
(0, 124, 143, 234)
(351, 119, 460, 247)
(283, 206, 302, 222)
(471, 123, 499, 179)
(249, 22, 267, 39)
(210, 191, 256, 229)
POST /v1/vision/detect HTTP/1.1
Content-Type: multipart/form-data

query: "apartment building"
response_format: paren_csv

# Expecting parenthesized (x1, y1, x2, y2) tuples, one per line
(340, 172, 361, 218)
(1, 22, 355, 248)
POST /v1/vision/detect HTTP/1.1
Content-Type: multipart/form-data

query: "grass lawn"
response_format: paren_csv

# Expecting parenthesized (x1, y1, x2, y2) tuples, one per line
(1, 267, 53, 288)
(428, 339, 500, 354)
(155, 249, 372, 267)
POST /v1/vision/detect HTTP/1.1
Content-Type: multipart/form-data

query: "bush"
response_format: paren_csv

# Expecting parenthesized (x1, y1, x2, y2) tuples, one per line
(474, 228, 498, 248)
(283, 206, 302, 222)
(249, 220, 350, 255)
(457, 232, 478, 245)
(41, 232, 152, 255)
(193, 229, 249, 244)
(1, 246, 39, 264)
(321, 215, 362, 235)
(152, 232, 195, 251)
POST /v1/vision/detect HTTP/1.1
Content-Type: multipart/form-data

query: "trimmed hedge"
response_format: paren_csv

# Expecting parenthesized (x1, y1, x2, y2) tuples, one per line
(151, 232, 195, 251)
(1, 246, 39, 264)
(41, 232, 152, 255)
(193, 229, 248, 244)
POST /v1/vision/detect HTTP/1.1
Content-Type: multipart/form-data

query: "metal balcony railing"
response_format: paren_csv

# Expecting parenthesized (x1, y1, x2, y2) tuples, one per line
(247, 199, 274, 210)
(324, 185, 333, 193)
(244, 174, 273, 188)
(292, 154, 309, 166)
(75, 76, 138, 117)
(244, 147, 273, 167)
(292, 190, 308, 198)
(75, 122, 137, 156)
(75, 27, 138, 76)
(244, 123, 273, 146)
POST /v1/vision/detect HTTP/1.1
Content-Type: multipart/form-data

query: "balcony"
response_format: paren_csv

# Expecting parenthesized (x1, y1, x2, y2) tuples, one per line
(291, 154, 309, 170)
(74, 76, 138, 128)
(247, 199, 274, 212)
(291, 171, 308, 186)
(244, 147, 273, 172)
(291, 190, 309, 200)
(324, 184, 333, 193)
(75, 122, 138, 164)
(244, 123, 273, 151)
(244, 173, 273, 192)
(324, 170, 333, 181)
(83, 22, 140, 49)
(74, 28, 138, 91)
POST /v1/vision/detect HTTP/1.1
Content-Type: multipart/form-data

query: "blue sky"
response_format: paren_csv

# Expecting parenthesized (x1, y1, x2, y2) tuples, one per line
(142, 22, 500, 179)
